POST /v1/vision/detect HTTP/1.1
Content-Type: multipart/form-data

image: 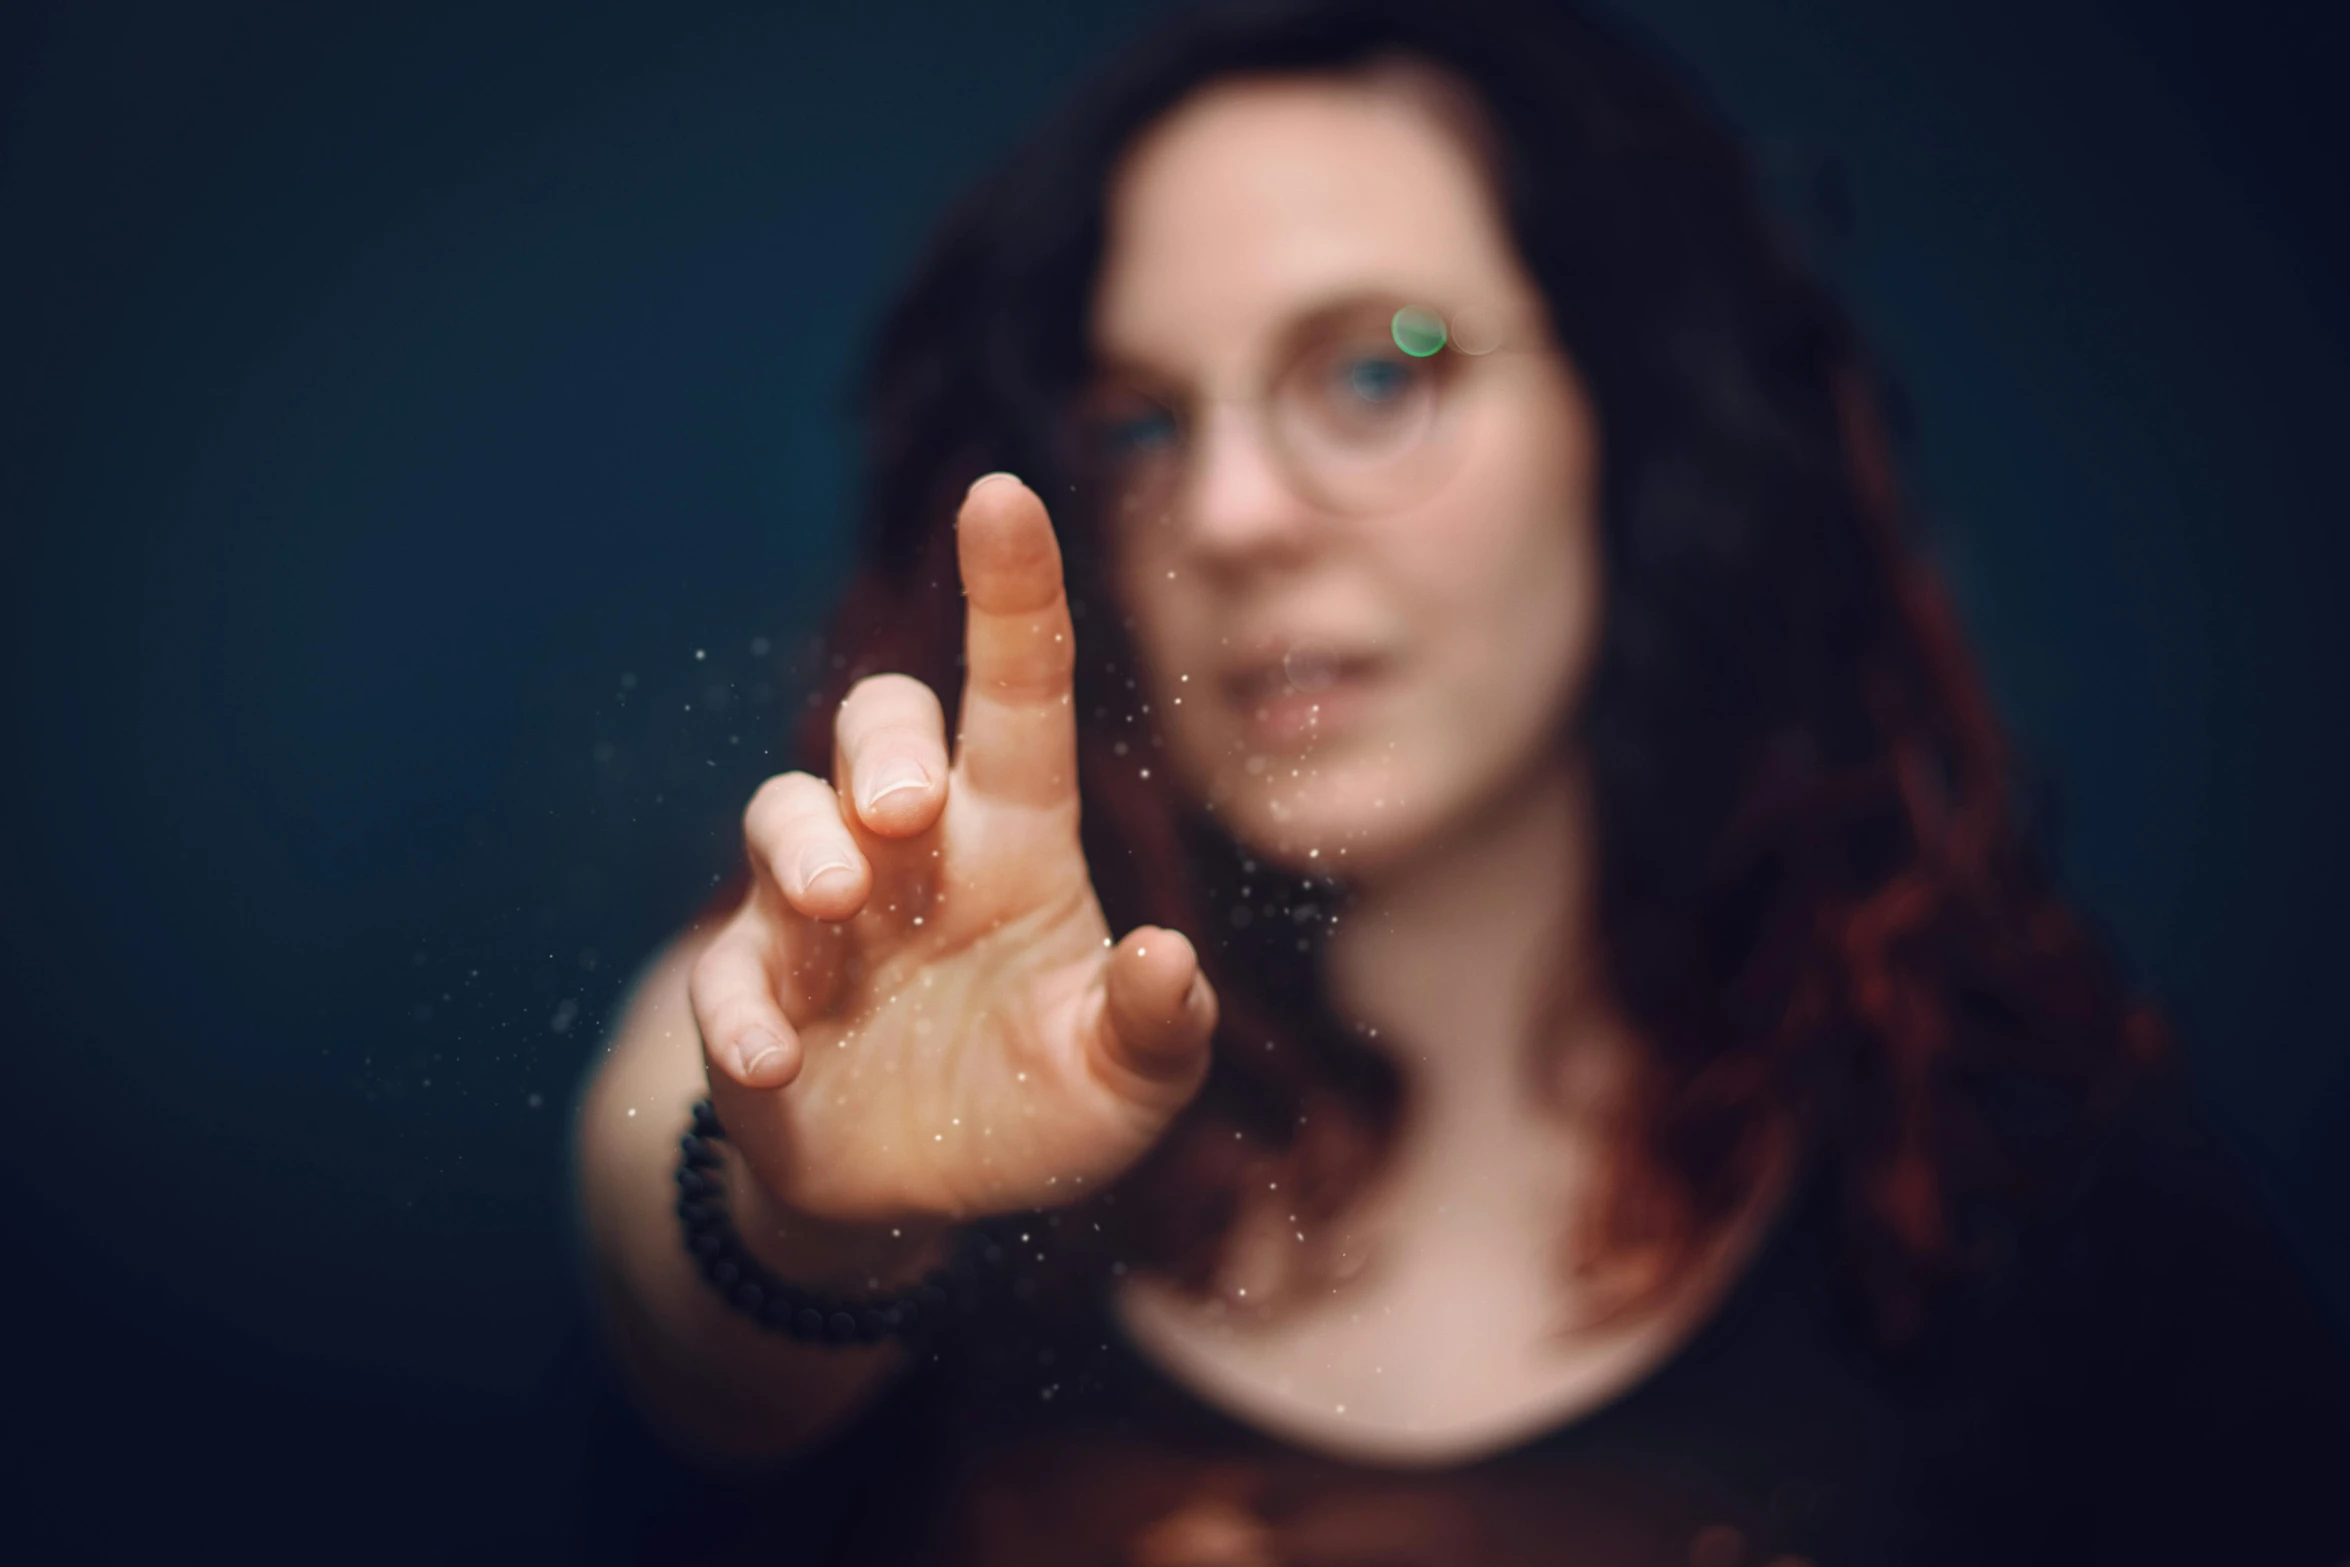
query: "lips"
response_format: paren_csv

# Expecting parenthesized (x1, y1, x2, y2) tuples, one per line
(1220, 637, 1389, 747)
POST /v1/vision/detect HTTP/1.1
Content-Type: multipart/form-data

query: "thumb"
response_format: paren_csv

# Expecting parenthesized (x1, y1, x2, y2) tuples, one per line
(1095, 926, 1217, 1102)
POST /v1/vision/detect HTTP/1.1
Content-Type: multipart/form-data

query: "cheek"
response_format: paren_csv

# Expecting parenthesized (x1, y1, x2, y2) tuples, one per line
(1463, 520, 1596, 730)
(1396, 435, 1602, 751)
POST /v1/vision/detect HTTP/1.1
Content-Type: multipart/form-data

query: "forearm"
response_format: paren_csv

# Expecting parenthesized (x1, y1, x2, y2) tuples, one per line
(571, 932, 947, 1464)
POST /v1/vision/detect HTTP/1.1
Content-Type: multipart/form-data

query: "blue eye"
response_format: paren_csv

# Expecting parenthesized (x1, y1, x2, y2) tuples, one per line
(1340, 355, 1413, 405)
(1099, 403, 1180, 458)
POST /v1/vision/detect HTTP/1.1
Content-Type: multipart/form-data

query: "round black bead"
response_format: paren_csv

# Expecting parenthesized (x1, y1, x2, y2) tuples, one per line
(674, 1102, 998, 1347)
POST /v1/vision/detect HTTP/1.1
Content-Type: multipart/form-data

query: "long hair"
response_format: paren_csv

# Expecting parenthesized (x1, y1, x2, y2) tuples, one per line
(799, 0, 2163, 1344)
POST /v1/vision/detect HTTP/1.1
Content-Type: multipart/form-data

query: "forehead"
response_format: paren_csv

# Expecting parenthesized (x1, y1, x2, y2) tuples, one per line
(1092, 73, 1533, 370)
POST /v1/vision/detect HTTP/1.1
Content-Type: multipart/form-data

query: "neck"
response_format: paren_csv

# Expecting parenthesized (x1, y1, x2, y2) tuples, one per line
(1325, 755, 1614, 1130)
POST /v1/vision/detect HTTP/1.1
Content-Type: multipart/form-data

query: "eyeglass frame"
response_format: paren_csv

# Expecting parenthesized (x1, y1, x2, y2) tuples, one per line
(1059, 292, 1551, 532)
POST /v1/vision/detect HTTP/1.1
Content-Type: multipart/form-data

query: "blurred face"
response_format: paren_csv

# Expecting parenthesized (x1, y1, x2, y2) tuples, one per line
(1089, 72, 1604, 878)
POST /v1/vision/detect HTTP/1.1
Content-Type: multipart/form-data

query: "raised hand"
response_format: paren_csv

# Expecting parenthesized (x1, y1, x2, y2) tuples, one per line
(688, 474, 1217, 1225)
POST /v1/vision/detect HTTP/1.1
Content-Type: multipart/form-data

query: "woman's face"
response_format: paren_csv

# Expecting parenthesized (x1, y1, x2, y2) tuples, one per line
(1091, 72, 1605, 878)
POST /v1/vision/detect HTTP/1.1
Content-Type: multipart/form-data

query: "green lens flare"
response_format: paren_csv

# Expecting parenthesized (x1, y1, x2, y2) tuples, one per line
(1390, 306, 1448, 358)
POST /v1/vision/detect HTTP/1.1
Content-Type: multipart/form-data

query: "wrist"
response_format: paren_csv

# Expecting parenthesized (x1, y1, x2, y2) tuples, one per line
(675, 1100, 992, 1345)
(724, 1153, 953, 1293)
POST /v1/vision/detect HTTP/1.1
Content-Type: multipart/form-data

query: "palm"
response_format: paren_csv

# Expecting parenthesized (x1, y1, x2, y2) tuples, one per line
(691, 476, 1214, 1225)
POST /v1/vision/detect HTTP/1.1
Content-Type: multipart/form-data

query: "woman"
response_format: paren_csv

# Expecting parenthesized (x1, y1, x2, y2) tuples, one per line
(574, 1, 2350, 1560)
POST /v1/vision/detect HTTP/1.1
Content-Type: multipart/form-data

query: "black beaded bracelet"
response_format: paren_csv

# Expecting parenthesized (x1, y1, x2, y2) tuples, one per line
(674, 1098, 1003, 1345)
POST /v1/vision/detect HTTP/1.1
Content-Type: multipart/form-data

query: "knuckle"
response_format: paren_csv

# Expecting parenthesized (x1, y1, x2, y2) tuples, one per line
(851, 670, 928, 705)
(692, 939, 772, 1039)
(686, 948, 728, 1029)
(836, 672, 940, 748)
(742, 770, 820, 842)
(838, 671, 907, 719)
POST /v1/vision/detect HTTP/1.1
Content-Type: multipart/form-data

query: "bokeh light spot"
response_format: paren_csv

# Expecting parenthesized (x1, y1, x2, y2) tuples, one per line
(1449, 303, 1505, 355)
(1390, 306, 1447, 357)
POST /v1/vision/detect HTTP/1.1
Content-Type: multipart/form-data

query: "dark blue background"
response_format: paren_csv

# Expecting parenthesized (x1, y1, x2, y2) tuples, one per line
(3, 1, 2343, 1559)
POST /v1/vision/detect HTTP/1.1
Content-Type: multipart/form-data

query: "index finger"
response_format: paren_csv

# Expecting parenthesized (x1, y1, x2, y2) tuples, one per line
(954, 474, 1078, 808)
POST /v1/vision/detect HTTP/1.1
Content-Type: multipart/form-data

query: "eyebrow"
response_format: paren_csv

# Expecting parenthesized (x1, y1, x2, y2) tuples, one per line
(1088, 287, 1431, 386)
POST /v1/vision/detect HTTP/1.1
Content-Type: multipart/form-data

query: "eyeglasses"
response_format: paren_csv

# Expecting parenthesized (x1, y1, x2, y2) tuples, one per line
(1064, 298, 1540, 529)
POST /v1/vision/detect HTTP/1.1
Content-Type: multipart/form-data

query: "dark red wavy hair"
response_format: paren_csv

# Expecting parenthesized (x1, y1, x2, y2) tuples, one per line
(790, 0, 2165, 1344)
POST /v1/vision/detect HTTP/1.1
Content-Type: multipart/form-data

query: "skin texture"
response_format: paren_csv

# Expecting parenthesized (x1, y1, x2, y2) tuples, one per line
(1096, 75, 1605, 881)
(579, 71, 1780, 1471)
(576, 474, 1223, 1465)
(686, 474, 1218, 1225)
(1096, 75, 1779, 1467)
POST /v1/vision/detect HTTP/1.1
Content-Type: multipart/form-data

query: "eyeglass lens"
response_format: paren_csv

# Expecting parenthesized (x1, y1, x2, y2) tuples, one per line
(1075, 304, 1473, 523)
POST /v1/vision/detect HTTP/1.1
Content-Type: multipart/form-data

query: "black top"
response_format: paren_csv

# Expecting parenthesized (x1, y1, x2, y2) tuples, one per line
(585, 1088, 2350, 1566)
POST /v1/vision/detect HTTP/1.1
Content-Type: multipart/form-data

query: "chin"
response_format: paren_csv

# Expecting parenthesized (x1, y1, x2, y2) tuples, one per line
(1206, 752, 1450, 881)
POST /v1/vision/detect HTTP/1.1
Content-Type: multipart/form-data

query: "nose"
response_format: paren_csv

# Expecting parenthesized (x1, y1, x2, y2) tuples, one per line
(1177, 399, 1320, 570)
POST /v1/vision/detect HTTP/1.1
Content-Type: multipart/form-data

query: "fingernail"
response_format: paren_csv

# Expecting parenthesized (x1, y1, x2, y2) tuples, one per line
(967, 471, 1018, 495)
(737, 1029, 785, 1081)
(797, 848, 856, 898)
(859, 759, 929, 815)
